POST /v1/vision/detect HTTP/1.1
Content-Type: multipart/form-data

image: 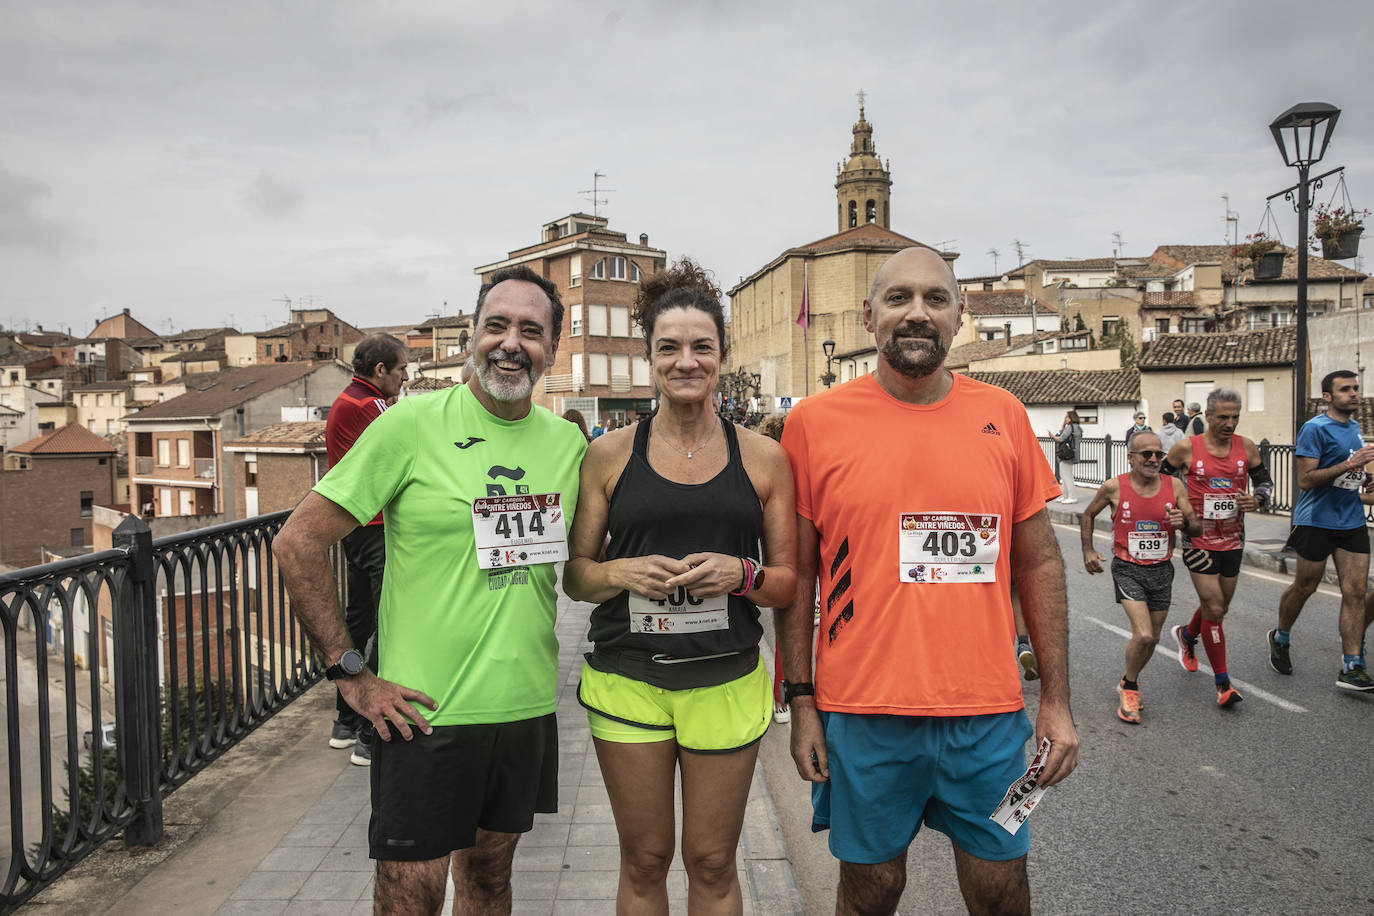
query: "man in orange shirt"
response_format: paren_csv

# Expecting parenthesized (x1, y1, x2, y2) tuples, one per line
(778, 247, 1079, 915)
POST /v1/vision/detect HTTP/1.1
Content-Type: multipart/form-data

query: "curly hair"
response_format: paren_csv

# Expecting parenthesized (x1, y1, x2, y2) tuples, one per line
(632, 257, 727, 359)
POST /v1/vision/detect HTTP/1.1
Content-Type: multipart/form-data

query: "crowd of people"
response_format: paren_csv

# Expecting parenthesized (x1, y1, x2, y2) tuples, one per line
(272, 246, 1369, 915)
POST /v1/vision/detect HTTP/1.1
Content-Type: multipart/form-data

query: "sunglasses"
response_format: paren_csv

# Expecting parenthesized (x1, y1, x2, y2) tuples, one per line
(1131, 450, 1166, 459)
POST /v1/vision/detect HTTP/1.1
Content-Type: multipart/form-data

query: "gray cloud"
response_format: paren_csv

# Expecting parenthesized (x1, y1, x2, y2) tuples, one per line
(242, 170, 304, 219)
(0, 164, 65, 253)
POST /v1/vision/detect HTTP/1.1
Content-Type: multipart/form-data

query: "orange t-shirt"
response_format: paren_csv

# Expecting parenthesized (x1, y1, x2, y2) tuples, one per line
(781, 373, 1060, 716)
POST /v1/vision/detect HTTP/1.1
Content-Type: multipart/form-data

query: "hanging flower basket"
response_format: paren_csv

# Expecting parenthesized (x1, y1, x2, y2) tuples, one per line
(1313, 204, 1367, 261)
(1252, 250, 1285, 280)
(1320, 227, 1362, 260)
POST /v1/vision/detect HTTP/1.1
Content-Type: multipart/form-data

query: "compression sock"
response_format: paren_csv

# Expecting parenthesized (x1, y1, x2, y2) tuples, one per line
(1343, 654, 1362, 673)
(1121, 677, 1139, 691)
(1017, 636, 1031, 650)
(1185, 607, 1203, 640)
(1200, 620, 1227, 683)
(1273, 627, 1291, 645)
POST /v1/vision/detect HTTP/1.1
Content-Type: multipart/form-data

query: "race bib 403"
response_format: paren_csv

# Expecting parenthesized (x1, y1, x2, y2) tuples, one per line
(899, 512, 1000, 583)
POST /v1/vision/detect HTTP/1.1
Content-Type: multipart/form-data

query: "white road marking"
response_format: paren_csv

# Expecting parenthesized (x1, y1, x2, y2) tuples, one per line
(1081, 615, 1308, 713)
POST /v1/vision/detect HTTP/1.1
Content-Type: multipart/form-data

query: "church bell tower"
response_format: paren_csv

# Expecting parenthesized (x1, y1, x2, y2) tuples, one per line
(835, 94, 892, 232)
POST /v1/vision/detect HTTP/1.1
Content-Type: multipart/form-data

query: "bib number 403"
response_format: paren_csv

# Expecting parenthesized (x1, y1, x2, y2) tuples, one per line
(922, 531, 978, 558)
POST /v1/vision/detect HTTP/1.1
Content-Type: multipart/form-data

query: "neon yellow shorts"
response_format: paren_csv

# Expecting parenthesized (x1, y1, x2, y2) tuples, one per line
(578, 658, 770, 753)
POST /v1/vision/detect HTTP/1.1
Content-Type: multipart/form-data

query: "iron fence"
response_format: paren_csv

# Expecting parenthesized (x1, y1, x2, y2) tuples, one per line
(1039, 436, 1374, 522)
(1, 510, 338, 913)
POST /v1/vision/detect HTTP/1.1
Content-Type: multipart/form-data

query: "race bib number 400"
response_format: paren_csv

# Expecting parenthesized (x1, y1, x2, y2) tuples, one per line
(899, 512, 1000, 583)
(472, 492, 568, 569)
(628, 588, 729, 635)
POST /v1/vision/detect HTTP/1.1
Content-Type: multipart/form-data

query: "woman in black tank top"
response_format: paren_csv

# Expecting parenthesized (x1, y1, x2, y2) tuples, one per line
(564, 259, 797, 912)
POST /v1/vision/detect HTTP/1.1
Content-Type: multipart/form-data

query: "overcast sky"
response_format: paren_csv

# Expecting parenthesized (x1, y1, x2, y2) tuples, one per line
(2, 0, 1372, 338)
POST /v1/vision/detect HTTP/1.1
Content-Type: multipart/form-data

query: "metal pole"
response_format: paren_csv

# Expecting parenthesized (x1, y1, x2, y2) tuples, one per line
(113, 514, 163, 846)
(1294, 162, 1310, 507)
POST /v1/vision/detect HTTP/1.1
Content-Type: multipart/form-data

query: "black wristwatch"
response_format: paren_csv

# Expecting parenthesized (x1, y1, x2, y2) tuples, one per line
(748, 559, 766, 593)
(782, 680, 815, 703)
(325, 648, 366, 681)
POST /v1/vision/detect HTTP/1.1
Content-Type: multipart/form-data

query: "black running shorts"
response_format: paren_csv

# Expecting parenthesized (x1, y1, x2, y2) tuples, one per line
(1284, 525, 1370, 563)
(369, 714, 558, 861)
(1181, 547, 1243, 578)
(1110, 557, 1174, 610)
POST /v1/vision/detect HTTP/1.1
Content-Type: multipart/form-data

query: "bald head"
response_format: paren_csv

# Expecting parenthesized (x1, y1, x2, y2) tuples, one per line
(868, 247, 960, 305)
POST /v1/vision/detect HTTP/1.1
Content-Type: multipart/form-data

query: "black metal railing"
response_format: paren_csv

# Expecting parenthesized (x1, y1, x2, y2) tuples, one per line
(1039, 435, 1374, 522)
(1, 510, 336, 912)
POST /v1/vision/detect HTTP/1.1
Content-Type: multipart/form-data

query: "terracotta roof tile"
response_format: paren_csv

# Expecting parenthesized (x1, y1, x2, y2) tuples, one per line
(1304, 397, 1374, 438)
(946, 331, 1061, 369)
(127, 362, 336, 420)
(11, 423, 118, 455)
(1138, 326, 1295, 369)
(965, 368, 1140, 405)
(407, 376, 458, 391)
(963, 290, 1057, 316)
(225, 420, 327, 449)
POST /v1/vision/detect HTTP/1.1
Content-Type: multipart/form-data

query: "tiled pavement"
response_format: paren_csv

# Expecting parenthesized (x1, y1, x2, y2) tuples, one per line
(215, 591, 804, 915)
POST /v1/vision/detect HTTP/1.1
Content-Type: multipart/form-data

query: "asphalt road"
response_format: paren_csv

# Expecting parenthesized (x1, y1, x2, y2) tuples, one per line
(759, 521, 1374, 915)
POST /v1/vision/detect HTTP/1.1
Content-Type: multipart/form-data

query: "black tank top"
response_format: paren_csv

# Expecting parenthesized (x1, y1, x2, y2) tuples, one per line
(586, 416, 764, 689)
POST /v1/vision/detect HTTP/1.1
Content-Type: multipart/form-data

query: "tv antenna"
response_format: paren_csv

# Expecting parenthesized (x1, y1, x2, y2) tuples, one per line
(1111, 231, 1125, 259)
(1012, 239, 1030, 265)
(274, 295, 292, 324)
(986, 248, 1000, 274)
(579, 171, 615, 219)
(1222, 194, 1239, 246)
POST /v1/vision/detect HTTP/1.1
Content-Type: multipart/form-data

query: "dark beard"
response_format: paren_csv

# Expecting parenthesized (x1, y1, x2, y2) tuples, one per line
(881, 329, 947, 378)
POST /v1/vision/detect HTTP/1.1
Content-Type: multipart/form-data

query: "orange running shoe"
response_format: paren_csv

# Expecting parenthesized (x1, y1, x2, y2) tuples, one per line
(1116, 681, 1142, 724)
(1172, 624, 1198, 673)
(1216, 683, 1243, 707)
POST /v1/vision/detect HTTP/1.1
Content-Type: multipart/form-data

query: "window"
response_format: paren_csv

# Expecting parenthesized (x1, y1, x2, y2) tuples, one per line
(588, 353, 609, 386)
(588, 259, 605, 280)
(264, 344, 273, 358)
(157, 439, 171, 466)
(159, 488, 173, 517)
(1061, 336, 1088, 350)
(70, 528, 84, 547)
(571, 353, 584, 388)
(106, 419, 115, 434)
(88, 420, 97, 432)
(1072, 406, 1099, 425)
(848, 200, 857, 228)
(611, 354, 629, 385)
(570, 305, 582, 337)
(245, 458, 258, 486)
(630, 262, 642, 282)
(569, 254, 581, 287)
(1246, 379, 1265, 412)
(176, 438, 190, 467)
(632, 356, 650, 387)
(179, 490, 194, 515)
(81, 394, 89, 406)
(277, 343, 285, 356)
(95, 394, 104, 407)
(1180, 317, 1213, 333)
(80, 491, 93, 518)
(608, 256, 626, 281)
(609, 306, 630, 337)
(1101, 317, 1120, 338)
(1155, 318, 1170, 335)
(587, 304, 608, 337)
(866, 199, 877, 223)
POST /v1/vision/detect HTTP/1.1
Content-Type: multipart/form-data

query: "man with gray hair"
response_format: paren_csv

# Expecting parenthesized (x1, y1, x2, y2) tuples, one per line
(324, 332, 409, 763)
(1162, 387, 1272, 707)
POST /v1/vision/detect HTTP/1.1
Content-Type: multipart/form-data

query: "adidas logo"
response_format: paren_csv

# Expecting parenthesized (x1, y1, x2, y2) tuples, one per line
(982, 422, 1000, 435)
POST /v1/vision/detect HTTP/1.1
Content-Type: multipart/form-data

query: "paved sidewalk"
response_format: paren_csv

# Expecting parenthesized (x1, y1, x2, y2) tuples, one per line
(214, 593, 804, 915)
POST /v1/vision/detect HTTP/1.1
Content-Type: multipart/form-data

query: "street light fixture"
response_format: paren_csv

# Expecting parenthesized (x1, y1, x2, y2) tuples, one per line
(822, 339, 837, 388)
(1266, 102, 1342, 458)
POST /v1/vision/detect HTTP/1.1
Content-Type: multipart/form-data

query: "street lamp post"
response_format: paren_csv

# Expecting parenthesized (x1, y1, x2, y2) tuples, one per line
(822, 339, 837, 388)
(1267, 102, 1342, 457)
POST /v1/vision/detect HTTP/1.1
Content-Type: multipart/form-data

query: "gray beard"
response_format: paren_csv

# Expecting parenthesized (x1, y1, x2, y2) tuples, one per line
(475, 350, 538, 403)
(881, 334, 947, 378)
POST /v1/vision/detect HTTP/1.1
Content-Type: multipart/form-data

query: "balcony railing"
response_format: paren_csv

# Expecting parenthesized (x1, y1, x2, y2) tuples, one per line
(193, 458, 215, 480)
(135, 457, 152, 476)
(542, 373, 584, 393)
(610, 374, 631, 393)
(1, 510, 340, 912)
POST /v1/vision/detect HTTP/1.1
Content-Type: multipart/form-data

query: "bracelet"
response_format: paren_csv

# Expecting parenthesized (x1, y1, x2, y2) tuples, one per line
(731, 557, 754, 596)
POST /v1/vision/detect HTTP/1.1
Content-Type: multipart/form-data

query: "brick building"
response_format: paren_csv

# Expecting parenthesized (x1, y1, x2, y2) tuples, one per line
(475, 212, 668, 425)
(125, 361, 350, 521)
(222, 420, 328, 517)
(224, 310, 364, 367)
(0, 424, 117, 568)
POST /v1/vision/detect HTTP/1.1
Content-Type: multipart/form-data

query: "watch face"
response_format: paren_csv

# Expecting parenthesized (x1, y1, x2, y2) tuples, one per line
(340, 650, 365, 676)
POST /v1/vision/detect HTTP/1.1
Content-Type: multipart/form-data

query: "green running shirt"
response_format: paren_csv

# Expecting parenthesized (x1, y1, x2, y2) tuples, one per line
(314, 383, 587, 725)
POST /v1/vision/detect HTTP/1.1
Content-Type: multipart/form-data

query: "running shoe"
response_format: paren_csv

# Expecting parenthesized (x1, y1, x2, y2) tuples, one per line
(1116, 682, 1141, 724)
(1172, 625, 1198, 673)
(329, 721, 357, 749)
(1018, 646, 1040, 681)
(1267, 629, 1292, 675)
(350, 736, 373, 766)
(1336, 665, 1374, 692)
(773, 702, 791, 725)
(1216, 683, 1243, 707)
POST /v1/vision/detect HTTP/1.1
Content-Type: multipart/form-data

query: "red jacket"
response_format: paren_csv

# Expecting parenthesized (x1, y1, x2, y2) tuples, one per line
(325, 377, 390, 526)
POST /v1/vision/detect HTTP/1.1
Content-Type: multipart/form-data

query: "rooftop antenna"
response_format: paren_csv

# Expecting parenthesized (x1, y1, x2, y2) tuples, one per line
(1012, 239, 1030, 265)
(934, 239, 958, 252)
(274, 295, 292, 325)
(1112, 231, 1125, 259)
(1222, 194, 1239, 246)
(987, 248, 1000, 275)
(579, 171, 615, 220)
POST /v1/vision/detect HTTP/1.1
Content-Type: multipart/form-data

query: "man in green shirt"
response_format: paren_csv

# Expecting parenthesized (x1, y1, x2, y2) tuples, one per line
(275, 266, 586, 913)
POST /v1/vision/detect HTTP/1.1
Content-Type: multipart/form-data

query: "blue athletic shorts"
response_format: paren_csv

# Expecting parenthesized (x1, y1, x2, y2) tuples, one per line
(812, 710, 1034, 864)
